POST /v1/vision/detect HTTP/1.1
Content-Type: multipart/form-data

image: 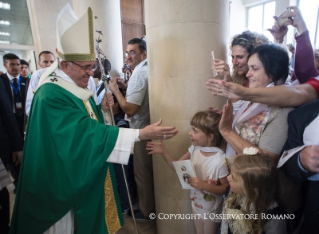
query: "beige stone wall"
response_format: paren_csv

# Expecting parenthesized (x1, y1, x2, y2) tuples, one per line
(145, 0, 229, 233)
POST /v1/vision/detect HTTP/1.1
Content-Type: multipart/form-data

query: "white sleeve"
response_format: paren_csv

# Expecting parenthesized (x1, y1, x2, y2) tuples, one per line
(106, 128, 137, 165)
(25, 70, 42, 116)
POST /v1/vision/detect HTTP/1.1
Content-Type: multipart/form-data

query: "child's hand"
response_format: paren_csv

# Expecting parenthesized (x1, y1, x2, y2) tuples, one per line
(188, 177, 206, 190)
(146, 140, 165, 154)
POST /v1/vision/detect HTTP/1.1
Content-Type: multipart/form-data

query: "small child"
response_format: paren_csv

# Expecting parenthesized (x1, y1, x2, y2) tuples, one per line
(222, 152, 287, 234)
(147, 110, 229, 234)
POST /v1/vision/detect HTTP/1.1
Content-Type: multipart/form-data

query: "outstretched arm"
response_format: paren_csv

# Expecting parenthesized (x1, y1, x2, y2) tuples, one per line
(146, 140, 190, 170)
(207, 79, 318, 107)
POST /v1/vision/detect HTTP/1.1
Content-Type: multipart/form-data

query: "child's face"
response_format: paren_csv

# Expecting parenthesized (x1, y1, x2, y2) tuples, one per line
(227, 170, 244, 194)
(188, 126, 213, 147)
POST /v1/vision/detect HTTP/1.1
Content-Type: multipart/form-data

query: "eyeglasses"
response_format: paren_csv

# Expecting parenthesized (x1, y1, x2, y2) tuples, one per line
(124, 51, 135, 58)
(70, 61, 96, 71)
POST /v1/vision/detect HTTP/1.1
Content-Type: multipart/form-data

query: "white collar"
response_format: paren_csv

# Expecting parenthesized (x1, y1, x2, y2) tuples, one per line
(200, 146, 223, 153)
(131, 58, 147, 76)
(6, 73, 19, 81)
(54, 68, 77, 85)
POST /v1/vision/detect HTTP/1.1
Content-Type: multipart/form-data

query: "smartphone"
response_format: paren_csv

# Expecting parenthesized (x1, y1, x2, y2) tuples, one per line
(277, 8, 291, 27)
(120, 73, 125, 79)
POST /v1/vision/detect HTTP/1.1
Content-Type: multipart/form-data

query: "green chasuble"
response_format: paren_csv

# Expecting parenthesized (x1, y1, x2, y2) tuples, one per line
(10, 81, 124, 234)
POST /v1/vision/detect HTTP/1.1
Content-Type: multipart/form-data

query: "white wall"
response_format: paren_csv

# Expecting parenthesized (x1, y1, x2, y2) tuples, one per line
(230, 0, 246, 39)
(230, 0, 294, 44)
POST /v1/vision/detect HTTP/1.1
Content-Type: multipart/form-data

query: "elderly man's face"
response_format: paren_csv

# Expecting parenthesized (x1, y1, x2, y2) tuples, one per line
(125, 43, 146, 70)
(62, 61, 95, 88)
(4, 59, 20, 77)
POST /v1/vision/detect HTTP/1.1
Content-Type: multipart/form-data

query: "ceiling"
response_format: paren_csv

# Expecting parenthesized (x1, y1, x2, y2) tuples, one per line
(0, 0, 33, 46)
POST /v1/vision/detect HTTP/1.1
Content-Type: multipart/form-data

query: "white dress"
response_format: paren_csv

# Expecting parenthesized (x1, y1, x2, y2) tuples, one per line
(189, 146, 229, 222)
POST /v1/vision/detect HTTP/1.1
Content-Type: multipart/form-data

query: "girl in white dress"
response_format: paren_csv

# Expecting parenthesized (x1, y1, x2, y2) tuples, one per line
(147, 110, 229, 234)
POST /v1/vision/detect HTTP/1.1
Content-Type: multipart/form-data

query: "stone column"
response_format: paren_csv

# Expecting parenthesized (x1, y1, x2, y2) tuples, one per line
(144, 1, 229, 233)
(73, 0, 123, 77)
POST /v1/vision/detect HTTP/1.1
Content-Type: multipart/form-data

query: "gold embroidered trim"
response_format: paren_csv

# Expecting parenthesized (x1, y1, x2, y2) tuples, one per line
(88, 7, 95, 56)
(82, 100, 98, 121)
(57, 51, 96, 62)
(104, 169, 121, 234)
(57, 7, 95, 62)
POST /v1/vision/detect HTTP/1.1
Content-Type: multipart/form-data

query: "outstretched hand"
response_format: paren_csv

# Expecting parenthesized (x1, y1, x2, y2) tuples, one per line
(146, 140, 165, 154)
(206, 79, 244, 100)
(139, 119, 178, 141)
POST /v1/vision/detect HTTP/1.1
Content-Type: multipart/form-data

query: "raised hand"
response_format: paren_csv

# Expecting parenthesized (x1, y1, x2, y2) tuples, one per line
(139, 119, 178, 141)
(146, 140, 165, 154)
(206, 79, 242, 100)
(282, 6, 307, 35)
(116, 77, 127, 89)
(214, 59, 231, 82)
(219, 99, 234, 135)
(267, 16, 288, 43)
(108, 77, 119, 94)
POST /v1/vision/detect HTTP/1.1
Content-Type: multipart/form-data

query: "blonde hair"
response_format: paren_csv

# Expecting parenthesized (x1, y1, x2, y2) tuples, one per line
(190, 110, 226, 151)
(230, 31, 270, 85)
(225, 153, 277, 234)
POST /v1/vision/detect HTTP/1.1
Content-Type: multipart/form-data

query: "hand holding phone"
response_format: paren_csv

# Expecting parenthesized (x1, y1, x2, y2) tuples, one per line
(277, 8, 291, 27)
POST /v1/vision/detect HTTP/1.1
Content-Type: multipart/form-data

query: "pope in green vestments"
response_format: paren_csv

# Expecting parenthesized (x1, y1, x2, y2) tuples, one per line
(10, 77, 124, 233)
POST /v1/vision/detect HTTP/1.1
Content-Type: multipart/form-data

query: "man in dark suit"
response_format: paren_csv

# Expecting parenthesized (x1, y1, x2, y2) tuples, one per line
(281, 100, 319, 234)
(0, 78, 23, 233)
(0, 53, 27, 192)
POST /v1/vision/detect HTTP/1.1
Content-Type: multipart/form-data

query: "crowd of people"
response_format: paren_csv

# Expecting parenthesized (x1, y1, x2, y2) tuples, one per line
(0, 4, 318, 234)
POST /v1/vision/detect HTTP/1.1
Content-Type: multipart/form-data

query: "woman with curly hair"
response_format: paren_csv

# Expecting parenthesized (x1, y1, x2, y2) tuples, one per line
(214, 31, 270, 114)
(214, 31, 270, 86)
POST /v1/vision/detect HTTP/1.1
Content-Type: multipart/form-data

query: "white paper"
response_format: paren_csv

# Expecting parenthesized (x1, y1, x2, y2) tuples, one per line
(211, 51, 218, 78)
(172, 160, 197, 190)
(277, 145, 307, 168)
